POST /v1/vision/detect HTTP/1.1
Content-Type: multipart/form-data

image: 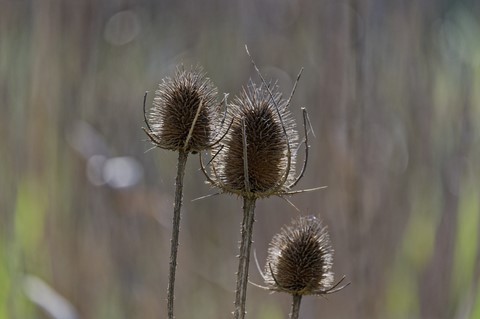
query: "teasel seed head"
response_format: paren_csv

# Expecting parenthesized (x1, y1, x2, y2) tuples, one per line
(264, 216, 335, 295)
(144, 66, 219, 153)
(209, 81, 298, 198)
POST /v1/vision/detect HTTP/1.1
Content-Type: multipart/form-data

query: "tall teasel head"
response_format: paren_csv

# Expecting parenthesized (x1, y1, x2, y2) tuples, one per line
(263, 216, 348, 296)
(204, 80, 299, 199)
(143, 66, 221, 153)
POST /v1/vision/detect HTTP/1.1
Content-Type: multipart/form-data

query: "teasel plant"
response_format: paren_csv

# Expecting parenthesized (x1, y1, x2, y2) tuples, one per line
(257, 216, 349, 319)
(143, 66, 230, 319)
(199, 46, 325, 319)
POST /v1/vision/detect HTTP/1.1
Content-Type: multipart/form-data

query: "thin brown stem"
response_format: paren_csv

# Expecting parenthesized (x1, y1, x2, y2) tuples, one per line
(234, 197, 256, 319)
(167, 150, 189, 319)
(290, 294, 302, 319)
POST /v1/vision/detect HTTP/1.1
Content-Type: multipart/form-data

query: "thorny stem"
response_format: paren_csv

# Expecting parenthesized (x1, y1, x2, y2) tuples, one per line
(234, 197, 256, 319)
(290, 294, 302, 319)
(167, 150, 189, 319)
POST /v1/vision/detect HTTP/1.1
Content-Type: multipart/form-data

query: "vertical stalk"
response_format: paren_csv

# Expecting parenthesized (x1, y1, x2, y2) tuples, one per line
(234, 197, 256, 319)
(167, 150, 189, 319)
(290, 295, 302, 319)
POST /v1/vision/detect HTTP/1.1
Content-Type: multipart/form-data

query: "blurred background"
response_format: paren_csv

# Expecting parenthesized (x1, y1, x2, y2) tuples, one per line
(1, 0, 480, 318)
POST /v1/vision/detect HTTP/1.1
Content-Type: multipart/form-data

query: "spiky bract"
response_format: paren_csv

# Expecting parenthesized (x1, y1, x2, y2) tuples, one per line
(265, 216, 334, 295)
(147, 66, 219, 153)
(211, 81, 298, 198)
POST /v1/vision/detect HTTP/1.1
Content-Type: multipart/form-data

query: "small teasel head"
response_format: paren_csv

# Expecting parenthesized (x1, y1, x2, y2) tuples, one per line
(264, 216, 347, 296)
(207, 81, 298, 198)
(143, 66, 220, 153)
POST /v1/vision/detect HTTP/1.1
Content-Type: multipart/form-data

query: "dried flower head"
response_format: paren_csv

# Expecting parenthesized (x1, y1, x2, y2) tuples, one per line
(141, 66, 223, 319)
(264, 216, 348, 296)
(143, 66, 220, 153)
(203, 80, 299, 199)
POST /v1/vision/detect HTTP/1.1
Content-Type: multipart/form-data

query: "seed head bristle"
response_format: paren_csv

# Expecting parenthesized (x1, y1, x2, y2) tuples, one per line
(147, 66, 219, 153)
(265, 216, 334, 295)
(211, 81, 298, 198)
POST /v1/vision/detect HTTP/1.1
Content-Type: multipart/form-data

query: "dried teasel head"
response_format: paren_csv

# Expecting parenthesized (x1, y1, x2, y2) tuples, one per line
(143, 66, 220, 153)
(200, 50, 324, 202)
(205, 80, 298, 199)
(263, 216, 348, 296)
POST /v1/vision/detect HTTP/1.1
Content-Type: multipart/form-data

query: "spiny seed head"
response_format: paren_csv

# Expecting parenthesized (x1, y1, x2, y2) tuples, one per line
(147, 66, 219, 153)
(211, 81, 298, 198)
(265, 216, 334, 295)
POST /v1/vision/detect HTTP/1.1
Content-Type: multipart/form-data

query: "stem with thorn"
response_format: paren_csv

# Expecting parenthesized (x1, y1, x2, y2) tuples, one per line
(167, 150, 189, 319)
(290, 295, 302, 319)
(234, 197, 256, 319)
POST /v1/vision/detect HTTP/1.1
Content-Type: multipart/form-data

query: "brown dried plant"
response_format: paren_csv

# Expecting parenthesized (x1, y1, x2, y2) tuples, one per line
(143, 66, 226, 319)
(143, 66, 223, 153)
(207, 80, 299, 197)
(258, 216, 349, 319)
(200, 47, 323, 319)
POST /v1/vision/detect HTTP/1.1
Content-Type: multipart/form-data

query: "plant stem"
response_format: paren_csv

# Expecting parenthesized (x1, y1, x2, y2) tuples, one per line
(290, 294, 302, 319)
(167, 150, 189, 319)
(234, 197, 256, 319)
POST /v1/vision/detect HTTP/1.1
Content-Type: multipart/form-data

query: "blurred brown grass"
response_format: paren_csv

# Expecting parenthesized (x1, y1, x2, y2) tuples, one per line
(1, 0, 480, 318)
